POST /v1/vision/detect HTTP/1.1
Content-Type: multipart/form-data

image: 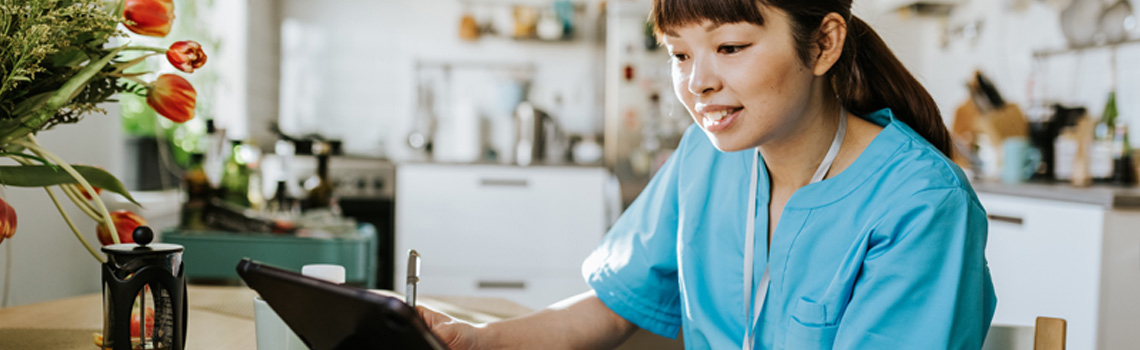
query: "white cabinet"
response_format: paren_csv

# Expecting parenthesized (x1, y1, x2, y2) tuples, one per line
(979, 193, 1140, 350)
(395, 163, 609, 309)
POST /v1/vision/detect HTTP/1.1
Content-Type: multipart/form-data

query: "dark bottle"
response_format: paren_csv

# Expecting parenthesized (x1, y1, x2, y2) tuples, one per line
(181, 153, 209, 230)
(304, 143, 334, 210)
(1113, 124, 1136, 185)
(267, 180, 297, 217)
(219, 140, 251, 208)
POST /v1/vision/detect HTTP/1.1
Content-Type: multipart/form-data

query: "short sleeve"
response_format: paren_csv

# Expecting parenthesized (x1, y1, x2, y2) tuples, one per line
(580, 128, 697, 339)
(833, 187, 997, 349)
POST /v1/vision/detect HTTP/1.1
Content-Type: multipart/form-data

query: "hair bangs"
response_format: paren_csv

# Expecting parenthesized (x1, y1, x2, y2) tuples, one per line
(652, 0, 768, 37)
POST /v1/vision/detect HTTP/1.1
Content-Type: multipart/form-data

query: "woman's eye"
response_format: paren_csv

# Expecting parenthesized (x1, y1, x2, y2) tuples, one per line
(671, 53, 689, 62)
(719, 44, 750, 54)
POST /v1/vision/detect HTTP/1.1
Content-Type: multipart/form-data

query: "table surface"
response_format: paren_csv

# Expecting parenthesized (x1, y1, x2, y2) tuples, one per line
(0, 285, 532, 350)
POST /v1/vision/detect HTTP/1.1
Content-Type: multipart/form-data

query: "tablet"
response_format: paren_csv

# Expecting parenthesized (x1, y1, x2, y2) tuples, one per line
(236, 259, 449, 350)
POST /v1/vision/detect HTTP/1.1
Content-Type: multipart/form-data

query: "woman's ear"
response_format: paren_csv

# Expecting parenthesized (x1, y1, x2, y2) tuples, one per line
(812, 12, 847, 76)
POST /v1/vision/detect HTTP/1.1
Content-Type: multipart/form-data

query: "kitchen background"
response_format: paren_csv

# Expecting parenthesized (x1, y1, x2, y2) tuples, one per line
(1, 0, 1139, 349)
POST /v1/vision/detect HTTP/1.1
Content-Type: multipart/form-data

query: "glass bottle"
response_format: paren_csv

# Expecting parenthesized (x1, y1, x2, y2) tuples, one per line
(304, 142, 334, 210)
(202, 119, 225, 189)
(1113, 124, 1135, 185)
(220, 140, 251, 208)
(1092, 92, 1118, 181)
(180, 153, 209, 230)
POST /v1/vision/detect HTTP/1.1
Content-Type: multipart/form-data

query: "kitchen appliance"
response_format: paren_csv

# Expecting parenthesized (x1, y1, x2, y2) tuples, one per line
(316, 156, 396, 290)
(1028, 104, 1087, 181)
(102, 226, 187, 350)
(412, 62, 535, 164)
(514, 101, 564, 166)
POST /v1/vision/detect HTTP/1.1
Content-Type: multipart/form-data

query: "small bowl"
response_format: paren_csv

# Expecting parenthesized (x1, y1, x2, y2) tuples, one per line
(1100, 0, 1136, 44)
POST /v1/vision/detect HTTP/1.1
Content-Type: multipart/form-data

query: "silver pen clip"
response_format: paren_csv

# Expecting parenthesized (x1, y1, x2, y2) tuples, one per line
(406, 249, 421, 307)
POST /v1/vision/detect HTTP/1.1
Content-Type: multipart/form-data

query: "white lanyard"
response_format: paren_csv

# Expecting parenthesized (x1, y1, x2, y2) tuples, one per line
(742, 108, 846, 350)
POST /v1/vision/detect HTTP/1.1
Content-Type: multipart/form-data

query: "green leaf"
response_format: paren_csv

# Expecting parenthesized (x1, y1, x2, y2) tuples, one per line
(0, 165, 139, 205)
(0, 152, 53, 166)
(11, 92, 52, 118)
(48, 48, 88, 68)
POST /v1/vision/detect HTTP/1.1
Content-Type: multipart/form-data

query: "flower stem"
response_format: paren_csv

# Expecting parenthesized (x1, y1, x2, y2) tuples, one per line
(44, 187, 105, 264)
(121, 46, 168, 53)
(10, 156, 104, 224)
(109, 53, 161, 75)
(61, 185, 106, 224)
(121, 76, 150, 88)
(13, 137, 120, 245)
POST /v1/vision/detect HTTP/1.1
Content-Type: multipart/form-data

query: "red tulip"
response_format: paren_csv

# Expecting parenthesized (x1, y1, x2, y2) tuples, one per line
(97, 210, 147, 246)
(122, 0, 175, 38)
(0, 197, 16, 245)
(78, 185, 103, 201)
(146, 74, 196, 123)
(131, 306, 155, 338)
(166, 40, 207, 73)
(75, 165, 104, 200)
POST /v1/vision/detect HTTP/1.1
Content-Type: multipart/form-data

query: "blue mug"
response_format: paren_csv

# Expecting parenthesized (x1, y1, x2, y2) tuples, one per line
(1002, 137, 1041, 183)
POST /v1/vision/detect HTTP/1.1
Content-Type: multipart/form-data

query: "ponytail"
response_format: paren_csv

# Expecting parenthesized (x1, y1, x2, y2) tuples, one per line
(831, 16, 953, 157)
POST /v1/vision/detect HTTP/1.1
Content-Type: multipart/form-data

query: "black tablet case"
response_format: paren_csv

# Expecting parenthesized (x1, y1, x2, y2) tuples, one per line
(236, 259, 449, 350)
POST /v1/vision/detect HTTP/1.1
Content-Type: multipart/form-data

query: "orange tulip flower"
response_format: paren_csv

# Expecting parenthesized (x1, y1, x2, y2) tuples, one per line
(96, 210, 147, 246)
(0, 197, 17, 245)
(146, 74, 196, 123)
(123, 0, 175, 38)
(166, 40, 207, 73)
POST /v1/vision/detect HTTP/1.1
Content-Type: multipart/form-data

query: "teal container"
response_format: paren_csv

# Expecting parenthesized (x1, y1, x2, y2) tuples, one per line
(162, 224, 377, 288)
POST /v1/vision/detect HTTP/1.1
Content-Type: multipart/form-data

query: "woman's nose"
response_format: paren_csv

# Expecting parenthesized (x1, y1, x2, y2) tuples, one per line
(687, 58, 722, 96)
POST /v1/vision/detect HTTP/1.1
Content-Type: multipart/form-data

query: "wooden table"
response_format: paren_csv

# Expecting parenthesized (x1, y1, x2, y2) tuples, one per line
(0, 285, 538, 350)
(0, 285, 679, 350)
(0, 286, 260, 349)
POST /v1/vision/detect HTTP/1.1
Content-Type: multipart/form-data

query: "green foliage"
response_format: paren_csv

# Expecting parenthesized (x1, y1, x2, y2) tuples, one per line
(0, 0, 123, 126)
(0, 164, 138, 205)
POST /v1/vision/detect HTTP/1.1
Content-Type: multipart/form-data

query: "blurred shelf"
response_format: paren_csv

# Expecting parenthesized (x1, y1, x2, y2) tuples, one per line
(1033, 38, 1140, 58)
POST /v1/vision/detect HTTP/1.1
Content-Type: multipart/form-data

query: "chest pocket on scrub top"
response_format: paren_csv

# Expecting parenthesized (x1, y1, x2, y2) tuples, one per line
(784, 298, 839, 349)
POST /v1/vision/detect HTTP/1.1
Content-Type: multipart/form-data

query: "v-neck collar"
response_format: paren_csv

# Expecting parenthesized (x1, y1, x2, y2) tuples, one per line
(756, 108, 908, 210)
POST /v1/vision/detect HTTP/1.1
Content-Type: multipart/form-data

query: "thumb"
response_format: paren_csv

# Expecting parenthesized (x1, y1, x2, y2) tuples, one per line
(417, 305, 446, 326)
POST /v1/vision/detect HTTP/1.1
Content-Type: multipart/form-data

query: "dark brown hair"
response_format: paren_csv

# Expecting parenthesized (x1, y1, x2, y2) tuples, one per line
(652, 0, 953, 157)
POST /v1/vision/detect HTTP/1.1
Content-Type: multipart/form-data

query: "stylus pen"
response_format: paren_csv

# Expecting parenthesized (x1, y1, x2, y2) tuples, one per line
(407, 249, 421, 307)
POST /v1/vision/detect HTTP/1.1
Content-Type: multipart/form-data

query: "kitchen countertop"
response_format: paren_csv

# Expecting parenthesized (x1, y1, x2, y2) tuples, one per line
(398, 160, 606, 169)
(971, 180, 1140, 209)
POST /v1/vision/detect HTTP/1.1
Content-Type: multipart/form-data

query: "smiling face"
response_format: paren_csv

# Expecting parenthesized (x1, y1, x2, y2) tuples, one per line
(662, 8, 820, 152)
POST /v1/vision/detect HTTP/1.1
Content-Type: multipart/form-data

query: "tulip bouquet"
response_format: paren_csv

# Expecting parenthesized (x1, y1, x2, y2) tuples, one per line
(0, 0, 206, 263)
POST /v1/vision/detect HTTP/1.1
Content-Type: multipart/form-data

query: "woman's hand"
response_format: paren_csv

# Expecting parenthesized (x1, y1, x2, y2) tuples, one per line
(417, 306, 491, 350)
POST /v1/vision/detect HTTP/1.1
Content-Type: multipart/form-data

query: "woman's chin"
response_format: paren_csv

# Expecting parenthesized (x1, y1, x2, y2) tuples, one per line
(708, 138, 752, 153)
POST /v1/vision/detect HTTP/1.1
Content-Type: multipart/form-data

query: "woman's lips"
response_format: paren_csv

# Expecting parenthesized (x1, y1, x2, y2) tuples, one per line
(703, 108, 743, 132)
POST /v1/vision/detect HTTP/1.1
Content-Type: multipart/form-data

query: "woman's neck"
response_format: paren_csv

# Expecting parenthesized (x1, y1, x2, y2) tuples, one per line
(759, 98, 843, 190)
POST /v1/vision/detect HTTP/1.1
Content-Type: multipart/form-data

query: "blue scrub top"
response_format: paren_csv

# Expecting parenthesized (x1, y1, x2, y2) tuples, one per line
(582, 109, 997, 349)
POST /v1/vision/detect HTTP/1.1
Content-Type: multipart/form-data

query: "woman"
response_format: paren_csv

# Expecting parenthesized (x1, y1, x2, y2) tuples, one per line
(419, 0, 996, 348)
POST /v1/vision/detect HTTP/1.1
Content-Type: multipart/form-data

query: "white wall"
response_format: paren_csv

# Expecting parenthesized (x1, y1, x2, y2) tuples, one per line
(276, 0, 607, 159)
(0, 106, 126, 308)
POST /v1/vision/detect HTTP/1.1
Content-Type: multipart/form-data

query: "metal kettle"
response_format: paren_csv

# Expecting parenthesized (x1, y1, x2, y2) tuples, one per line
(514, 102, 559, 166)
